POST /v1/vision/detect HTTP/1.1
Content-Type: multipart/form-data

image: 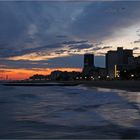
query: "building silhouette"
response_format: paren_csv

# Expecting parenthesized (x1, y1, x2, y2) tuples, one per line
(106, 47, 133, 78)
(82, 54, 95, 77)
(28, 47, 140, 81)
(84, 54, 94, 68)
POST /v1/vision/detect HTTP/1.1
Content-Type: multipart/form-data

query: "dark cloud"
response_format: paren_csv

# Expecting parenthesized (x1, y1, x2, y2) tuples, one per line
(54, 49, 67, 55)
(0, 1, 140, 69)
(88, 46, 112, 52)
(136, 29, 140, 33)
(0, 2, 89, 60)
(133, 47, 139, 50)
(102, 46, 112, 49)
(70, 1, 140, 40)
(0, 64, 7, 68)
(134, 39, 140, 44)
(91, 47, 102, 51)
(69, 43, 92, 49)
(62, 40, 88, 45)
(0, 59, 49, 69)
(56, 35, 68, 38)
(0, 43, 62, 58)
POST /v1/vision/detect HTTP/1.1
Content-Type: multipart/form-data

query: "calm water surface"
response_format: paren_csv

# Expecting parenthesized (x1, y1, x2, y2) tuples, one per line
(0, 84, 140, 139)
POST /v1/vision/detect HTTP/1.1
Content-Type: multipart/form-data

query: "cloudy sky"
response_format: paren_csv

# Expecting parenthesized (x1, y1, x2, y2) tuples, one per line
(0, 0, 140, 79)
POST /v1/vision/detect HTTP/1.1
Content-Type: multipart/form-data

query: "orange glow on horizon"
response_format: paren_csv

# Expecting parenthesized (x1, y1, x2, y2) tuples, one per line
(0, 68, 82, 80)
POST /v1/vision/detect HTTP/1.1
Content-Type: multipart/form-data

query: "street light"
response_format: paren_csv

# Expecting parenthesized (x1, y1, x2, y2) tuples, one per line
(76, 77, 79, 80)
(98, 76, 101, 79)
(90, 76, 94, 80)
(107, 75, 109, 79)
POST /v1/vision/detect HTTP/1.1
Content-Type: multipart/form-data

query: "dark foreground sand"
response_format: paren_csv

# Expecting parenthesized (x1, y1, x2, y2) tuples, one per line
(79, 80, 140, 92)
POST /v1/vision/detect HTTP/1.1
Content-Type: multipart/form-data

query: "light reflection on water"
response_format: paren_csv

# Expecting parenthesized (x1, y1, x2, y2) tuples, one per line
(0, 85, 140, 139)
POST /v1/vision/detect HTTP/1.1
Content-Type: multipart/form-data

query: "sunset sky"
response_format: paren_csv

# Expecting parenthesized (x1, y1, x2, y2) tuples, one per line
(0, 1, 140, 80)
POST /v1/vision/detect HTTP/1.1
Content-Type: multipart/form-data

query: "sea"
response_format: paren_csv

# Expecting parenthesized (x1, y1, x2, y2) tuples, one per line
(0, 84, 140, 139)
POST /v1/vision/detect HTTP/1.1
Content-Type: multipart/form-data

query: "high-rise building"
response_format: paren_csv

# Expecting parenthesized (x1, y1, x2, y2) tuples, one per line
(106, 51, 118, 78)
(82, 54, 94, 76)
(106, 47, 133, 78)
(84, 54, 94, 68)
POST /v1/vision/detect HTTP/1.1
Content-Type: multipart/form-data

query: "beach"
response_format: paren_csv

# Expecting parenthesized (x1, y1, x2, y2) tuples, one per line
(3, 80, 140, 92)
(80, 80, 140, 92)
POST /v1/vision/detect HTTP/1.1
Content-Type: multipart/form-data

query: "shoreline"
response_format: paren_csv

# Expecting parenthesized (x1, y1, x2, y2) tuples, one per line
(2, 80, 140, 92)
(80, 80, 140, 92)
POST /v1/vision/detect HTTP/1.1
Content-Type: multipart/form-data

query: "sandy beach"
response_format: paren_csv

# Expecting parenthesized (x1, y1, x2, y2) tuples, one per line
(79, 80, 140, 92)
(58, 80, 140, 92)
